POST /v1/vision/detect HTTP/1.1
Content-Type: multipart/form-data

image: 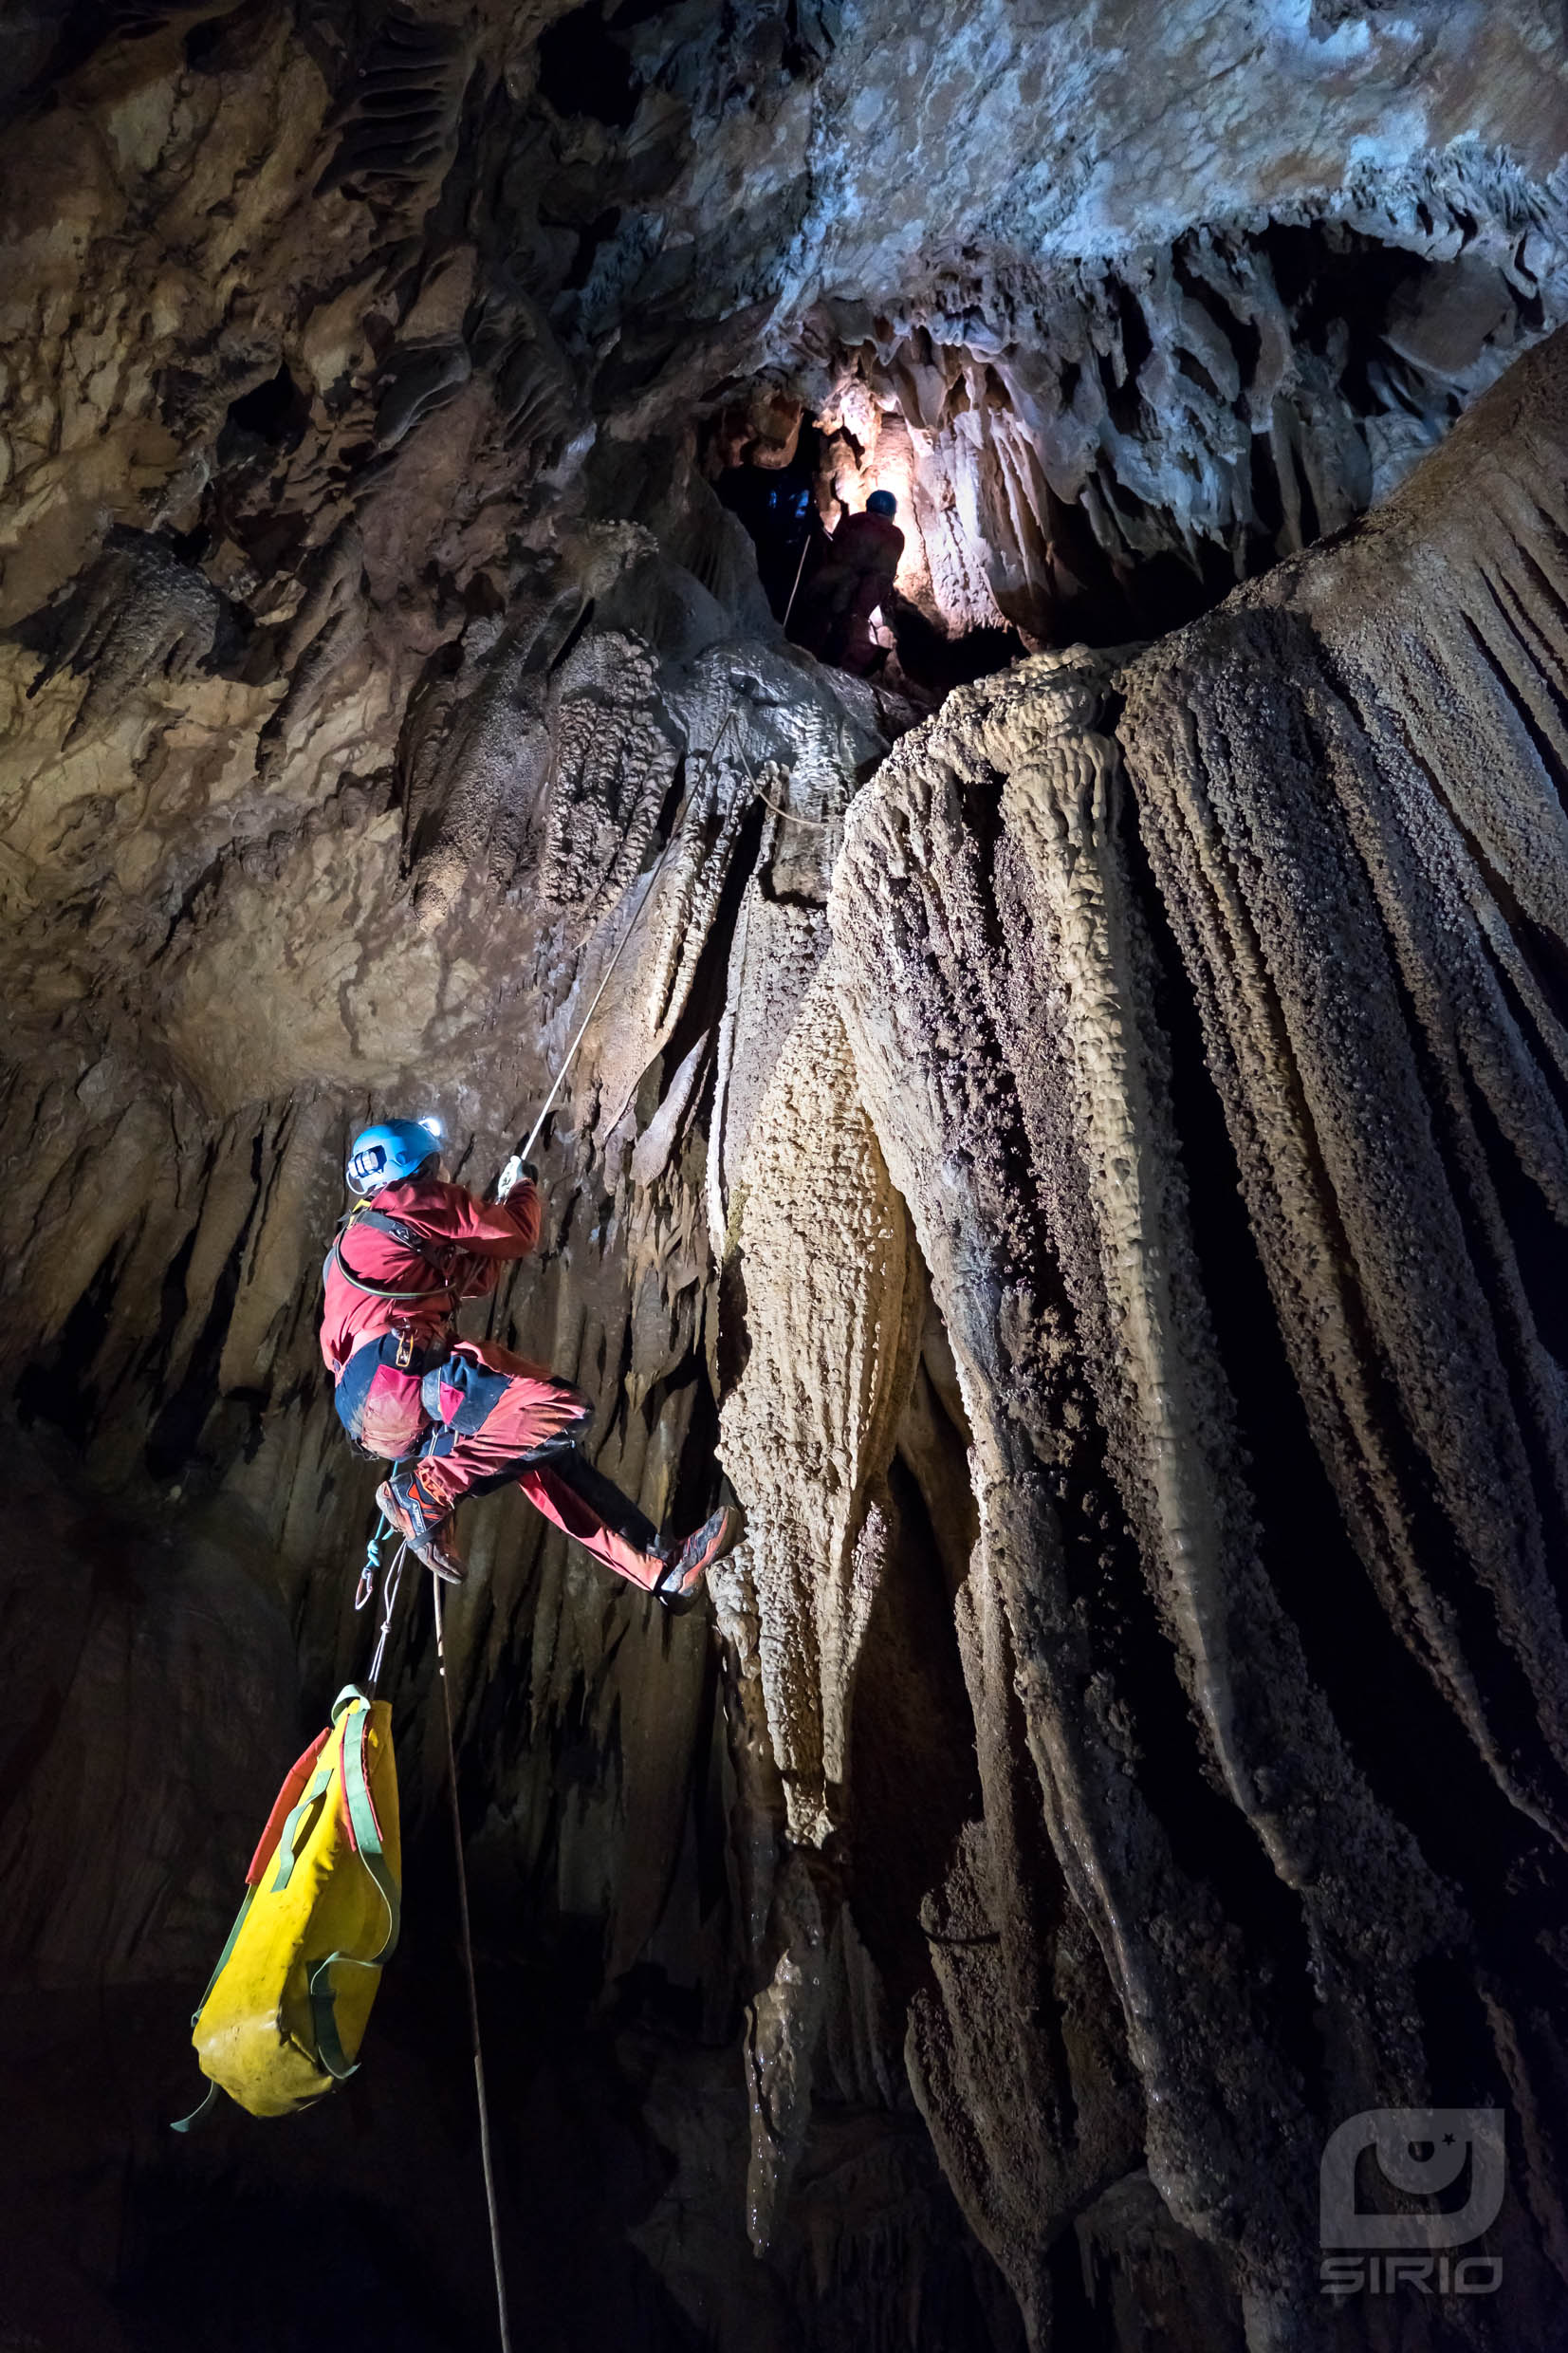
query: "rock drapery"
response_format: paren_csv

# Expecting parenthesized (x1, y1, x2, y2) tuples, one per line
(831, 333, 1568, 2343)
(4, 2, 1568, 2349)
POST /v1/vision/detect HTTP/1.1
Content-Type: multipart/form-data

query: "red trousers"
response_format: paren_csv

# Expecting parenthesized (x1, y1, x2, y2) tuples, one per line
(416, 1341, 666, 1591)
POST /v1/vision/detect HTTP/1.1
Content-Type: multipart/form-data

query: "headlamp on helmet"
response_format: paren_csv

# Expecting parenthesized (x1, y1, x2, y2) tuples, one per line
(345, 1119, 442, 1196)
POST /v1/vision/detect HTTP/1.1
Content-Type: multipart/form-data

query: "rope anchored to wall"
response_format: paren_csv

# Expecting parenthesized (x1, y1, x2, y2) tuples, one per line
(507, 693, 747, 1168)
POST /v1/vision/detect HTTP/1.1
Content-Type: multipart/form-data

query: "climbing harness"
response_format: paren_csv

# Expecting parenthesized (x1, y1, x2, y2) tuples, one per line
(328, 1202, 462, 1307)
(434, 1579, 514, 2353)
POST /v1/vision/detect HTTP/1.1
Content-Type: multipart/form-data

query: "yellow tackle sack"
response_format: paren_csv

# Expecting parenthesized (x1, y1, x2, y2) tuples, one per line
(175, 1683, 400, 2124)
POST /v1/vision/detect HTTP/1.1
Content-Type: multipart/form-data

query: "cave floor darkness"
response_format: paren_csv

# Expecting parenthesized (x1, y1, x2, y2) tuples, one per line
(3, 1982, 1014, 2353)
(3, 1798, 1018, 2353)
(3, 1973, 698, 2353)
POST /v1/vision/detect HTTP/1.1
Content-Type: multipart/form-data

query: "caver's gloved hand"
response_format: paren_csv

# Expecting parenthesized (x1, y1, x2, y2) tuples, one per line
(496, 1155, 539, 1202)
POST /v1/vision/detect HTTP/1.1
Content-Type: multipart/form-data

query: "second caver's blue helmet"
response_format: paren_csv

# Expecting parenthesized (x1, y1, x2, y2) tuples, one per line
(345, 1119, 440, 1195)
(866, 489, 897, 516)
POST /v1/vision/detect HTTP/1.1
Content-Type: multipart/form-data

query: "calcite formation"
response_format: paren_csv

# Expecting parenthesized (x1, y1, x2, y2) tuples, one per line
(716, 961, 925, 1853)
(807, 150, 1568, 643)
(4, 4, 1568, 2350)
(831, 335, 1568, 2342)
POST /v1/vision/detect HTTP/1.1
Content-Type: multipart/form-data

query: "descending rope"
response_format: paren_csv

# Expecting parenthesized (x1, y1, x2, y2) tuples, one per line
(514, 694, 743, 1167)
(749, 771, 831, 828)
(433, 1582, 514, 2353)
(732, 732, 835, 831)
(783, 533, 811, 630)
(518, 907, 647, 1164)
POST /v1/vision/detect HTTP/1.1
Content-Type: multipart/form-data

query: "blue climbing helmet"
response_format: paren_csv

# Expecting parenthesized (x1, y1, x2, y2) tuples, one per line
(345, 1119, 440, 1196)
(866, 489, 897, 517)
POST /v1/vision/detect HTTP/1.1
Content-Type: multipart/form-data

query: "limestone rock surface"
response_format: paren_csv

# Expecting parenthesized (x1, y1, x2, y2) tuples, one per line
(3, 6, 1568, 2351)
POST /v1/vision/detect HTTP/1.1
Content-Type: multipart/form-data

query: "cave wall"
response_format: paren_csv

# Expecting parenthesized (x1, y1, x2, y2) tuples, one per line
(827, 333, 1568, 2344)
(4, 5, 1568, 2352)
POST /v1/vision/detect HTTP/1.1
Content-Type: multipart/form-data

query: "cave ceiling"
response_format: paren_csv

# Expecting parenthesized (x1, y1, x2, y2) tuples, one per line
(4, 6, 1568, 2353)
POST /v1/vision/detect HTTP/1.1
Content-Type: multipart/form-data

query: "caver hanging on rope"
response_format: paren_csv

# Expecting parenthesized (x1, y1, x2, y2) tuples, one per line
(322, 703, 750, 1598)
(323, 1131, 741, 1595)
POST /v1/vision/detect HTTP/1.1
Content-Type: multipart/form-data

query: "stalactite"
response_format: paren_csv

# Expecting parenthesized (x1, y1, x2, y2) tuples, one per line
(541, 629, 677, 930)
(316, 9, 470, 199)
(716, 962, 926, 1849)
(24, 529, 228, 747)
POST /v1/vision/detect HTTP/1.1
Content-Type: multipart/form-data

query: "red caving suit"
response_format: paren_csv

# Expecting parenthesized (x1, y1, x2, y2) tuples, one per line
(321, 1174, 664, 1588)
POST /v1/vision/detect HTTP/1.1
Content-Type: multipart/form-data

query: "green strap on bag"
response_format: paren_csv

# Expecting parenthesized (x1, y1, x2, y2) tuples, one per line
(306, 1696, 400, 2082)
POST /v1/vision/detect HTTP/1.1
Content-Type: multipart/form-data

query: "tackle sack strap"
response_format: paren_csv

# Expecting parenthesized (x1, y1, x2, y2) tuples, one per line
(307, 1691, 400, 2081)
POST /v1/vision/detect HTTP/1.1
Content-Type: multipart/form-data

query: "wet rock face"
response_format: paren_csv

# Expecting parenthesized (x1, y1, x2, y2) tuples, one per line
(2, 4, 1568, 2350)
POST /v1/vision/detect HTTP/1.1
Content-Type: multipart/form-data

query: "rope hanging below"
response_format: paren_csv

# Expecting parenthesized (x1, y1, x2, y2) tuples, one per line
(434, 1581, 514, 2353)
(354, 1510, 410, 1691)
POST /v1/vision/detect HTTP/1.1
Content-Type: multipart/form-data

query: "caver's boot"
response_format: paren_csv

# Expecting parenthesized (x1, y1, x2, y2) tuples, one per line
(377, 1464, 467, 1584)
(652, 1504, 744, 1611)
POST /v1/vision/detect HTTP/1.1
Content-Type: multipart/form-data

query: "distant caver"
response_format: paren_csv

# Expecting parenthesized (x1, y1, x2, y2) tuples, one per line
(322, 1116, 741, 1600)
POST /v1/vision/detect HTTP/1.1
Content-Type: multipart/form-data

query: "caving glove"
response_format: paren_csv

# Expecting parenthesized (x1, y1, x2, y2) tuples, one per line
(497, 1154, 538, 1201)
